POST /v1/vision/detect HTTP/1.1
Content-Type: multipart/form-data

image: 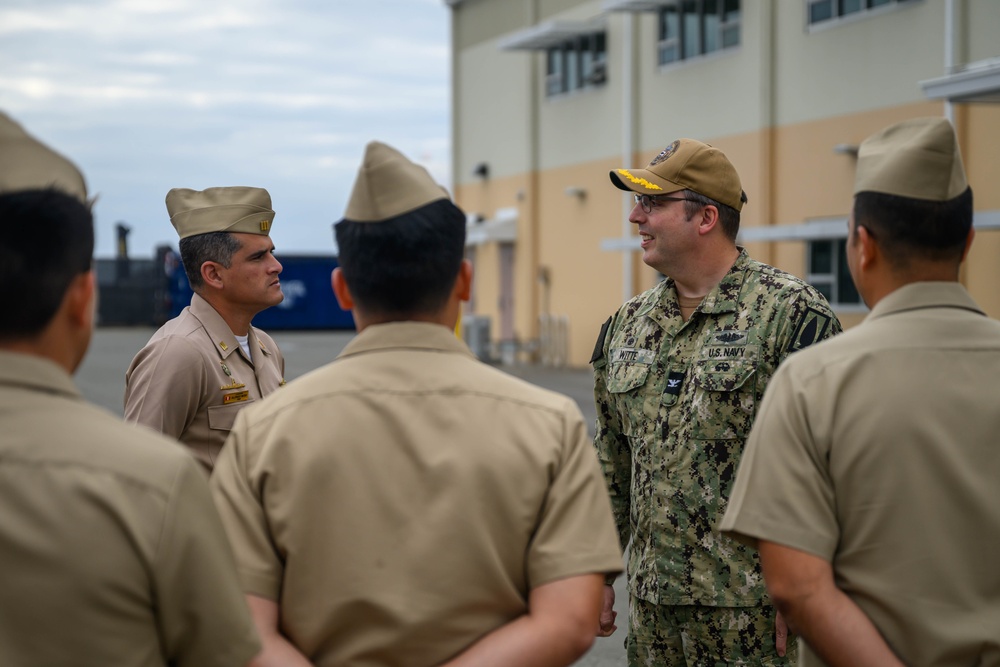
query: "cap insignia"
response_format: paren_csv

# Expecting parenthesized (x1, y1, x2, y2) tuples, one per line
(649, 140, 680, 166)
(616, 169, 662, 191)
(260, 219, 271, 232)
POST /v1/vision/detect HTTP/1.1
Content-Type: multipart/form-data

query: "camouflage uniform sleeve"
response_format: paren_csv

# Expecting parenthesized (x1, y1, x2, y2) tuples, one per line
(591, 313, 631, 561)
(774, 285, 843, 365)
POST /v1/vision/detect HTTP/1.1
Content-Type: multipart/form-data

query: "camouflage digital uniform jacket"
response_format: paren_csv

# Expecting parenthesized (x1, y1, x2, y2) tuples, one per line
(592, 248, 841, 606)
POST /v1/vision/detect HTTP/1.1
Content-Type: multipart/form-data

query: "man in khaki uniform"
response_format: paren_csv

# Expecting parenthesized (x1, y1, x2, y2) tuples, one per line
(210, 141, 624, 667)
(721, 117, 1000, 666)
(0, 111, 259, 666)
(125, 186, 285, 470)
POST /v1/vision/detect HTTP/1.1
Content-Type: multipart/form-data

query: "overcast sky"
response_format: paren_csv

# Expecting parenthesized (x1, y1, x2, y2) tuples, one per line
(1, 0, 451, 258)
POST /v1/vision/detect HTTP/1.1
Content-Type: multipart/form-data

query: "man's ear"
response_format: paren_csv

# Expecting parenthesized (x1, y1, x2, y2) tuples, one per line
(960, 227, 976, 263)
(201, 261, 225, 290)
(856, 224, 878, 270)
(331, 268, 354, 311)
(454, 259, 473, 302)
(696, 204, 719, 236)
(66, 270, 97, 329)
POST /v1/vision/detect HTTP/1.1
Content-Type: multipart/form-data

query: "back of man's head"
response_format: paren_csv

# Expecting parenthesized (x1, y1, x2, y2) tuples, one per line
(0, 112, 93, 341)
(853, 117, 972, 269)
(335, 141, 466, 319)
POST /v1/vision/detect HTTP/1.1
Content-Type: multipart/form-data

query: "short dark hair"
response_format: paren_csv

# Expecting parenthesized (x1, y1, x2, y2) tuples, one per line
(683, 190, 741, 241)
(853, 187, 973, 268)
(178, 232, 242, 289)
(0, 189, 94, 339)
(335, 199, 466, 318)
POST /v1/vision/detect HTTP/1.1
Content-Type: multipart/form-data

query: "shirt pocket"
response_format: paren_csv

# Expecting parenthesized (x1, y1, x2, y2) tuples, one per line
(688, 357, 757, 440)
(607, 361, 657, 435)
(207, 401, 254, 432)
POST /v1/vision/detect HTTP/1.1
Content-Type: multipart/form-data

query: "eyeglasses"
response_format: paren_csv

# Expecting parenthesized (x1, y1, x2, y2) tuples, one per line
(633, 193, 698, 214)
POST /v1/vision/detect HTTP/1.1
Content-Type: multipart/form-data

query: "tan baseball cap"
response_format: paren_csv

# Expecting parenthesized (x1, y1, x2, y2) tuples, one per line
(343, 141, 449, 222)
(854, 117, 967, 202)
(166, 186, 275, 239)
(609, 138, 747, 211)
(0, 111, 87, 201)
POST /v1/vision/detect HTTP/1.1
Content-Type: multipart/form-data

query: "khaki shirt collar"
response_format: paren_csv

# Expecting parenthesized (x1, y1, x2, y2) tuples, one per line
(339, 321, 475, 360)
(0, 350, 82, 400)
(867, 281, 985, 321)
(189, 293, 272, 360)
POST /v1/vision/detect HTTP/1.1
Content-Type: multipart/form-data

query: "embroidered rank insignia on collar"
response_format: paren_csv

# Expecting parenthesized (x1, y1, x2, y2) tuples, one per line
(788, 307, 834, 353)
(223, 390, 250, 404)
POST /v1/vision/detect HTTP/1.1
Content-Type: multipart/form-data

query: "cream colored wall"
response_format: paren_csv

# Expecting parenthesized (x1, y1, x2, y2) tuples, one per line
(774, 1, 942, 125)
(453, 0, 530, 51)
(454, 40, 534, 183)
(635, 6, 764, 144)
(966, 0, 1000, 62)
(451, 0, 1000, 366)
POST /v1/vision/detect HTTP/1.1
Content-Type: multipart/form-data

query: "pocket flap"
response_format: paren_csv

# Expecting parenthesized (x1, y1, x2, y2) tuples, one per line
(207, 401, 254, 431)
(607, 362, 651, 394)
(690, 358, 756, 392)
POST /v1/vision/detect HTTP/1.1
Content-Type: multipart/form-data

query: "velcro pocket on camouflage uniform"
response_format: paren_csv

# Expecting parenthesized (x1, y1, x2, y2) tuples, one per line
(689, 358, 757, 440)
(607, 361, 651, 394)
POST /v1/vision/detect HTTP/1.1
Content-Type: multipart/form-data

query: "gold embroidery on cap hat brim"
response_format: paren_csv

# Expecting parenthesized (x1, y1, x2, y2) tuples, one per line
(616, 169, 663, 191)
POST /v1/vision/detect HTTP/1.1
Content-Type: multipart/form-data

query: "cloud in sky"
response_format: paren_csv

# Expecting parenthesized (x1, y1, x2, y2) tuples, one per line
(1, 0, 451, 257)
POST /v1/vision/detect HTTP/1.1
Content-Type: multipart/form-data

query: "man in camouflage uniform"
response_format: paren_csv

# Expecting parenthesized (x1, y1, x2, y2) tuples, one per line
(592, 138, 841, 666)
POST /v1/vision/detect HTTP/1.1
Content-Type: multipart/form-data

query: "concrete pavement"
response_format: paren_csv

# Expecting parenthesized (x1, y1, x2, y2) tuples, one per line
(76, 327, 628, 666)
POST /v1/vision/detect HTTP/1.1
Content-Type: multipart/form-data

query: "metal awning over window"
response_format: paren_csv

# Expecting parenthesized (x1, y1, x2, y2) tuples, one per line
(602, 0, 674, 11)
(922, 58, 1000, 103)
(467, 207, 518, 246)
(499, 17, 607, 51)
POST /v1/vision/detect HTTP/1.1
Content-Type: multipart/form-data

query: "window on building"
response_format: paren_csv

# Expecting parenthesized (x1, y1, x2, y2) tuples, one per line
(808, 239, 861, 306)
(807, 0, 916, 26)
(545, 32, 607, 97)
(658, 0, 740, 66)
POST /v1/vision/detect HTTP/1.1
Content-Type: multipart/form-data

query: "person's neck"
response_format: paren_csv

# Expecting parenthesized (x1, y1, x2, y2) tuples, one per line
(671, 245, 740, 300)
(198, 292, 254, 337)
(0, 326, 81, 375)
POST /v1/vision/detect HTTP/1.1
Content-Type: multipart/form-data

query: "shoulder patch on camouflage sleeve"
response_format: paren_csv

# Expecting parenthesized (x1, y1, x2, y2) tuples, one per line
(788, 307, 834, 353)
(591, 316, 613, 364)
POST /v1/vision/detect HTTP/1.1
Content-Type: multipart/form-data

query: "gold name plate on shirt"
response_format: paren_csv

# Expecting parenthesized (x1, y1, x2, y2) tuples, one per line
(223, 390, 250, 404)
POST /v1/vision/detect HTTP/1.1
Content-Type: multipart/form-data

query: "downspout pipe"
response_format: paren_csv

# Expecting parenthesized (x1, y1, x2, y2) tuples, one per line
(944, 0, 956, 123)
(621, 12, 636, 302)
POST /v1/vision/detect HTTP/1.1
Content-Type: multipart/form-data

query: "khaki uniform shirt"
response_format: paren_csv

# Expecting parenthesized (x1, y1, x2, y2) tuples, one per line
(211, 321, 623, 667)
(0, 351, 259, 667)
(593, 249, 841, 606)
(721, 282, 1000, 666)
(125, 293, 285, 470)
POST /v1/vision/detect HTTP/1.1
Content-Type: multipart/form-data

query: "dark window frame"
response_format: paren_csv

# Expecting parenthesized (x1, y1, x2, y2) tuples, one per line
(657, 0, 741, 66)
(545, 31, 608, 98)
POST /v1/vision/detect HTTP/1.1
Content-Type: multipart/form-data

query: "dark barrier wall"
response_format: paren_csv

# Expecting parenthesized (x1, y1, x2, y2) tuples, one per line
(168, 254, 355, 330)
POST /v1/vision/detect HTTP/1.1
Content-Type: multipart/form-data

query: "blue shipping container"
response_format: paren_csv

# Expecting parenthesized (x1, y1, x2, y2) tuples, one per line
(168, 254, 356, 330)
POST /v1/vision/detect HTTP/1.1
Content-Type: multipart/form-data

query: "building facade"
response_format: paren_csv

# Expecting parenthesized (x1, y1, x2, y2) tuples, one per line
(446, 0, 1000, 367)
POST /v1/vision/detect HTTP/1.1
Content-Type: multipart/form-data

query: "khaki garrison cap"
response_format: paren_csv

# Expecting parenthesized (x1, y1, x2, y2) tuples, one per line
(166, 186, 275, 239)
(610, 138, 747, 212)
(854, 117, 968, 202)
(344, 141, 449, 222)
(0, 111, 87, 201)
